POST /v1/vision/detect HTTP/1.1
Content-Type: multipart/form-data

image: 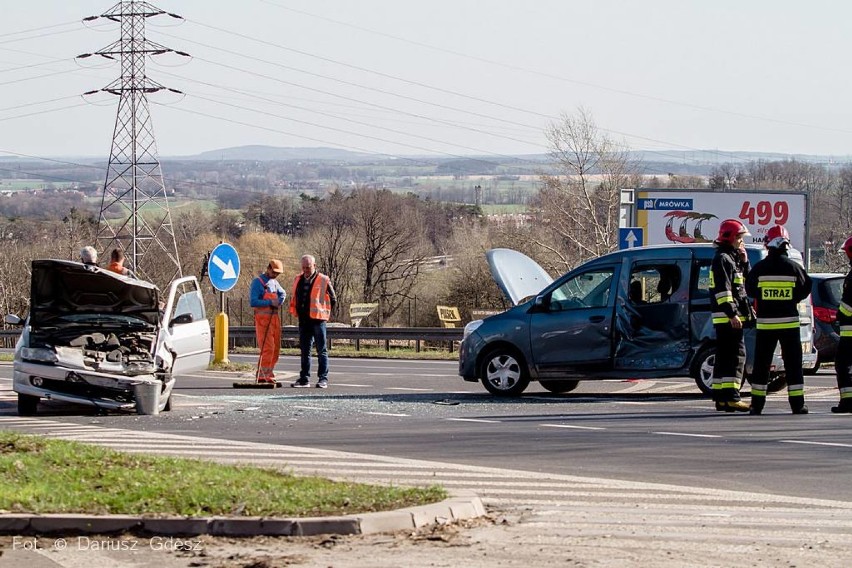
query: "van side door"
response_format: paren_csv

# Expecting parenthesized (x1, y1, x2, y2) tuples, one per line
(614, 257, 692, 372)
(528, 265, 619, 376)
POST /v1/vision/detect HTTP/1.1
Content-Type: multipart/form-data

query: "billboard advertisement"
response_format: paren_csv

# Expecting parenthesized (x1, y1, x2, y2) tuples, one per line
(632, 190, 808, 251)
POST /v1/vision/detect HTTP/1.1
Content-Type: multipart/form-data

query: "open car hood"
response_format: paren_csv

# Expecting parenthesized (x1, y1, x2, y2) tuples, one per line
(486, 248, 554, 306)
(29, 259, 160, 326)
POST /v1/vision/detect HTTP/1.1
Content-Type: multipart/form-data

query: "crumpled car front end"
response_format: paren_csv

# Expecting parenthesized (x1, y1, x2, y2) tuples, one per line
(11, 260, 175, 415)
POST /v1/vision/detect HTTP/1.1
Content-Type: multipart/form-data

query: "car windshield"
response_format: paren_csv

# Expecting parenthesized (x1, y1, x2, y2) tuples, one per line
(819, 277, 844, 307)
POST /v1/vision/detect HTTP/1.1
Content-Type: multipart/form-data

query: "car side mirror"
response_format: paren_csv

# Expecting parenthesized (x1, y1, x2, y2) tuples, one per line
(169, 313, 194, 327)
(533, 294, 550, 312)
(4, 314, 23, 326)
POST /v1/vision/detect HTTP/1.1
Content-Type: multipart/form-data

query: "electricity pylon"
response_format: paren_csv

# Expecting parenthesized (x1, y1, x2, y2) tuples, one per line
(79, 1, 188, 286)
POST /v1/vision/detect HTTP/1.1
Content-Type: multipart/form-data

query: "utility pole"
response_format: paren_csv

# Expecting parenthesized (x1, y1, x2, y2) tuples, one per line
(79, 1, 188, 286)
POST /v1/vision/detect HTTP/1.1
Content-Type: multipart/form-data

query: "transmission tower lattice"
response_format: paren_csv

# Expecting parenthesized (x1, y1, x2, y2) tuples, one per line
(80, 1, 188, 285)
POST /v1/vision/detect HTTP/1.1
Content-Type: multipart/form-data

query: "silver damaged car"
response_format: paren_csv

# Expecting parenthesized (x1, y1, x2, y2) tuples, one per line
(4, 260, 211, 415)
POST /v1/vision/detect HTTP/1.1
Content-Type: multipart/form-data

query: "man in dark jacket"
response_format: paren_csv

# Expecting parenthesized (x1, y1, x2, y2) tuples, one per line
(745, 225, 812, 415)
(289, 254, 337, 389)
(710, 219, 753, 412)
(832, 236, 852, 413)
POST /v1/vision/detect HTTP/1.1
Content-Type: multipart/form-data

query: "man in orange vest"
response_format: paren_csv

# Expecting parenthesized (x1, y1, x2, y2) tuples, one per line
(289, 254, 337, 389)
(106, 248, 137, 278)
(250, 259, 286, 384)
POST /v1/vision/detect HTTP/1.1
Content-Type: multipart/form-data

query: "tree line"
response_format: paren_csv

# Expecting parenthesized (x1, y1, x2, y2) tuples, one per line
(2, 109, 851, 327)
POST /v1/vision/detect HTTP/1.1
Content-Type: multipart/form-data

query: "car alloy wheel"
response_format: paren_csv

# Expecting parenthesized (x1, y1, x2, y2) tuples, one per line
(480, 348, 530, 396)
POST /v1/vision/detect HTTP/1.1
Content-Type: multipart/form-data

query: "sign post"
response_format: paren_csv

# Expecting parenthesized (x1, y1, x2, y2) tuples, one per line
(208, 242, 241, 364)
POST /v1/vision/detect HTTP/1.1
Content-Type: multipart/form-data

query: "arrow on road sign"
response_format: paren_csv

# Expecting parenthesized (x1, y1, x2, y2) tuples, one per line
(625, 230, 638, 248)
(211, 255, 237, 280)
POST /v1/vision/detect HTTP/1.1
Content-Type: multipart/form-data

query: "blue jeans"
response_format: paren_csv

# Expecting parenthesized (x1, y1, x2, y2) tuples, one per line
(298, 319, 328, 381)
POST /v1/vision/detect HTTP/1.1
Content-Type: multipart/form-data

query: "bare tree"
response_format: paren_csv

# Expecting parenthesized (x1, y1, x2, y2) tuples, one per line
(529, 108, 640, 272)
(349, 188, 430, 323)
(301, 188, 357, 319)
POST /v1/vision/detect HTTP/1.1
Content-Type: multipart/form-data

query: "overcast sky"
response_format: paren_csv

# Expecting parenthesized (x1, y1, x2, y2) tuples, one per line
(1, 0, 850, 163)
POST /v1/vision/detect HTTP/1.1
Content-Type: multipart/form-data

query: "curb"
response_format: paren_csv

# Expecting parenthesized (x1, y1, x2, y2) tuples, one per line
(0, 491, 485, 537)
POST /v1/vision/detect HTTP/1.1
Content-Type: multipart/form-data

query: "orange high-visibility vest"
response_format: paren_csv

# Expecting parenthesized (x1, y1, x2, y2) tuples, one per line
(289, 273, 332, 320)
(107, 261, 125, 275)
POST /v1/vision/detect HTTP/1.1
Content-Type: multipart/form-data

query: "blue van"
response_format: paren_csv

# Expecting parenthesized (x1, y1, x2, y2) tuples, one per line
(459, 244, 817, 396)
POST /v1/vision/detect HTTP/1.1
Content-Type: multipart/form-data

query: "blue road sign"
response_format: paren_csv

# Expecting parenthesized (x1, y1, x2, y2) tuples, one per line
(619, 227, 644, 250)
(208, 243, 240, 292)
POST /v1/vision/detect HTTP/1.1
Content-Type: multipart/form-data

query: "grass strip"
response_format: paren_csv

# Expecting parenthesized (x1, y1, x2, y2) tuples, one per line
(0, 432, 445, 517)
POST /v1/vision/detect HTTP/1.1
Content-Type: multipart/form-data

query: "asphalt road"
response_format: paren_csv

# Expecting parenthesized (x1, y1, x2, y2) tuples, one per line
(1, 355, 849, 503)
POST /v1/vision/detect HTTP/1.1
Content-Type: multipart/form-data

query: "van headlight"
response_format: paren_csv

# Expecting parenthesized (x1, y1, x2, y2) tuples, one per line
(462, 320, 483, 342)
(20, 347, 58, 363)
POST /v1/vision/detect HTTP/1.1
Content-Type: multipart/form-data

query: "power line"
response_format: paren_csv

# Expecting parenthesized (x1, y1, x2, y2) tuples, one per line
(157, 72, 548, 164)
(260, 0, 849, 139)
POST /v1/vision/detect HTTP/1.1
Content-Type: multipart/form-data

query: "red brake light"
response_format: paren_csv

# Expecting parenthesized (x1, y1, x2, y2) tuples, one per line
(813, 306, 837, 324)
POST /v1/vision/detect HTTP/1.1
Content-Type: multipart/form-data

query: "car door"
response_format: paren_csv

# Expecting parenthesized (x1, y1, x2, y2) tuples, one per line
(162, 276, 212, 375)
(614, 257, 692, 372)
(529, 265, 619, 376)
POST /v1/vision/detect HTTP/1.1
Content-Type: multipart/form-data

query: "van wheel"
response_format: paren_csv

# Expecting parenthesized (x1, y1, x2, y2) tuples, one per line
(18, 394, 39, 417)
(540, 380, 580, 394)
(480, 347, 530, 397)
(163, 395, 173, 412)
(691, 347, 715, 397)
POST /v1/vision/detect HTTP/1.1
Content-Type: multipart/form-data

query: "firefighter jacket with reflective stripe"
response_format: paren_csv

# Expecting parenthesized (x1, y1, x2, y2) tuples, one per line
(710, 244, 752, 325)
(289, 272, 336, 321)
(250, 274, 286, 315)
(744, 249, 811, 330)
(838, 266, 852, 338)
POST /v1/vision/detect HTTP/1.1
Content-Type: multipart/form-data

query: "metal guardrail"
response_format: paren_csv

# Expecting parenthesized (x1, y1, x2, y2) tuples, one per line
(231, 326, 462, 352)
(0, 327, 464, 353)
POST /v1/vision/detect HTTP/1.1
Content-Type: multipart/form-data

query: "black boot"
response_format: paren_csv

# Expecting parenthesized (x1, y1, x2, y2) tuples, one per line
(831, 401, 852, 413)
(792, 405, 809, 415)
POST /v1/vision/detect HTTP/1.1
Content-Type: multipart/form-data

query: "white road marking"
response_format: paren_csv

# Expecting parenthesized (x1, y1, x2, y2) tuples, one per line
(780, 440, 852, 448)
(363, 411, 409, 417)
(367, 373, 455, 378)
(329, 383, 373, 388)
(445, 418, 502, 424)
(540, 424, 606, 431)
(653, 432, 721, 438)
(385, 387, 433, 392)
(292, 405, 330, 411)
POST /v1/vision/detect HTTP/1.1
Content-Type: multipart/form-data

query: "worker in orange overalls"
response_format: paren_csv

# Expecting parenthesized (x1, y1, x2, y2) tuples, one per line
(249, 259, 286, 383)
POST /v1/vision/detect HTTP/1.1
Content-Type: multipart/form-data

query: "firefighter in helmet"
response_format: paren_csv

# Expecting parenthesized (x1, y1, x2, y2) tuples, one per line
(745, 225, 811, 415)
(710, 219, 753, 412)
(832, 236, 852, 413)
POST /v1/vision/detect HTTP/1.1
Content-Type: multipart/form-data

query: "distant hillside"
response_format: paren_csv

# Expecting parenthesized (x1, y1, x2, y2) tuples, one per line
(629, 149, 852, 165)
(176, 145, 377, 162)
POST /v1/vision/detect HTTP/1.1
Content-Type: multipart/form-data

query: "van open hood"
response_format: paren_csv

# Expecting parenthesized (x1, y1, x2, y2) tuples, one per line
(486, 248, 554, 306)
(29, 260, 160, 326)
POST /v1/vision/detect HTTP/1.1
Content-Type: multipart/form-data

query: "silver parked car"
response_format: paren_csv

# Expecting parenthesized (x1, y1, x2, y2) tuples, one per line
(4, 260, 212, 415)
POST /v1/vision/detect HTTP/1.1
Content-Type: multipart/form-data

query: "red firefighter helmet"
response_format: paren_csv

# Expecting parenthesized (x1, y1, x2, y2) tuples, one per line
(840, 236, 852, 260)
(716, 219, 750, 245)
(764, 224, 791, 249)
